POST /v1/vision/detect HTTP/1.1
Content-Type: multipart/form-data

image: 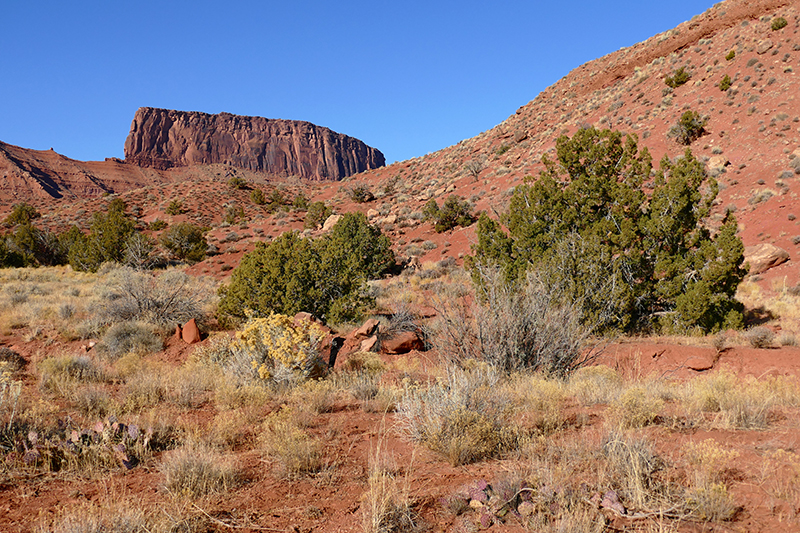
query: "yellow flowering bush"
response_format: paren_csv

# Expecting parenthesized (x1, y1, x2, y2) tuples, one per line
(230, 313, 326, 385)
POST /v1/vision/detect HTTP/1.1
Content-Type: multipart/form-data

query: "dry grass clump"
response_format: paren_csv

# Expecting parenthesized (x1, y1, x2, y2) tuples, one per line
(682, 439, 739, 521)
(42, 504, 150, 533)
(161, 442, 237, 498)
(361, 439, 416, 533)
(609, 386, 664, 429)
(259, 407, 323, 476)
(95, 321, 163, 360)
(38, 353, 106, 393)
(602, 431, 665, 509)
(289, 379, 338, 415)
(397, 364, 526, 466)
(681, 369, 786, 429)
(121, 366, 168, 413)
(567, 365, 623, 405)
(744, 326, 775, 348)
(504, 374, 567, 433)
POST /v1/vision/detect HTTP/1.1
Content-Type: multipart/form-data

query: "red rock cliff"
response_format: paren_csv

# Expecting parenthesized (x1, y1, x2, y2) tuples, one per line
(123, 107, 385, 180)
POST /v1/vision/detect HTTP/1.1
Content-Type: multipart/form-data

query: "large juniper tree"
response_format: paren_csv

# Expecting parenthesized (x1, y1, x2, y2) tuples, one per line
(468, 127, 746, 334)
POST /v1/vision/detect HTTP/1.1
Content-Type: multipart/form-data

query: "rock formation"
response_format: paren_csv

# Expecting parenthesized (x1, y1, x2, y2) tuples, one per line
(124, 107, 384, 180)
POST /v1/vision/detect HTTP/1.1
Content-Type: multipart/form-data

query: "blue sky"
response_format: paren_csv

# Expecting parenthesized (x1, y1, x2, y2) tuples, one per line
(2, 1, 717, 164)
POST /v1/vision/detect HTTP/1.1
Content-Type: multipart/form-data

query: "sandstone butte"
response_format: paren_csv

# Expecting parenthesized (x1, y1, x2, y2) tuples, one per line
(123, 107, 385, 180)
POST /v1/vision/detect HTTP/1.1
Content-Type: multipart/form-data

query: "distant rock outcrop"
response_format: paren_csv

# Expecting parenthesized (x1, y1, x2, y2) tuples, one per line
(124, 107, 385, 180)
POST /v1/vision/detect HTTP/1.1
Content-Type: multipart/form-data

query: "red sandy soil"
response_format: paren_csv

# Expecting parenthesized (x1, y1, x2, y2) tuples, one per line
(2, 332, 800, 533)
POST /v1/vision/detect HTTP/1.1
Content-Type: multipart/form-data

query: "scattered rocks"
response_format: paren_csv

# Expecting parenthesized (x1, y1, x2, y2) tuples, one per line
(744, 243, 790, 274)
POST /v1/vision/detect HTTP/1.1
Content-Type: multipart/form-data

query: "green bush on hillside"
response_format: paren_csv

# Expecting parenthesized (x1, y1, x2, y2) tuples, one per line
(218, 212, 394, 326)
(669, 110, 708, 145)
(422, 195, 476, 233)
(250, 188, 266, 205)
(4, 202, 40, 226)
(165, 200, 185, 215)
(159, 222, 207, 263)
(719, 74, 732, 92)
(68, 201, 137, 272)
(304, 201, 332, 229)
(771, 17, 788, 31)
(665, 66, 691, 88)
(468, 127, 746, 334)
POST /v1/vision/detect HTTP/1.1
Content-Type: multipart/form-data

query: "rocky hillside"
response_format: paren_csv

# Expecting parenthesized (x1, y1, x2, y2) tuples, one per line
(124, 107, 385, 180)
(4, 0, 800, 292)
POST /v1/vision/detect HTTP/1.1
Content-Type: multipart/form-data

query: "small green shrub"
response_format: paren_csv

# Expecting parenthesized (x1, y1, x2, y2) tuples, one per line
(422, 195, 476, 233)
(665, 66, 691, 88)
(96, 321, 163, 359)
(304, 201, 332, 229)
(719, 74, 732, 91)
(228, 176, 247, 189)
(496, 144, 510, 156)
(165, 199, 185, 215)
(4, 202, 40, 226)
(348, 184, 375, 203)
(292, 193, 309, 210)
(67, 204, 136, 272)
(219, 213, 394, 324)
(771, 16, 788, 31)
(159, 222, 207, 263)
(223, 204, 245, 225)
(148, 219, 167, 231)
(250, 188, 266, 205)
(725, 49, 736, 61)
(669, 110, 708, 145)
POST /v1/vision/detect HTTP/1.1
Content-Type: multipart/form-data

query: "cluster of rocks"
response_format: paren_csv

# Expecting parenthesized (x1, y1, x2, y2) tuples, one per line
(292, 312, 426, 370)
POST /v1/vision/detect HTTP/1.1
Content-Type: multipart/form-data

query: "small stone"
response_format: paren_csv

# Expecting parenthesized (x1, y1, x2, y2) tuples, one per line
(181, 318, 201, 344)
(322, 214, 341, 232)
(360, 336, 379, 352)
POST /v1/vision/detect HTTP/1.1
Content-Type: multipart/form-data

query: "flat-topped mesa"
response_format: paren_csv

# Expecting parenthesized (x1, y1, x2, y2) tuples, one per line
(123, 107, 385, 180)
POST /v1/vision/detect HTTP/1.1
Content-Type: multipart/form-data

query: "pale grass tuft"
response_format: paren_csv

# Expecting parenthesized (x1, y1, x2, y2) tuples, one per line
(602, 431, 663, 509)
(504, 373, 567, 433)
(397, 364, 526, 466)
(682, 369, 785, 429)
(682, 439, 739, 521)
(289, 378, 338, 414)
(361, 434, 416, 533)
(568, 365, 623, 405)
(609, 386, 664, 429)
(260, 407, 323, 476)
(161, 441, 237, 498)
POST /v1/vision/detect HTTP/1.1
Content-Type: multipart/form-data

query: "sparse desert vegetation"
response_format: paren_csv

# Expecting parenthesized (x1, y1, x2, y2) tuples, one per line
(1, 1, 800, 532)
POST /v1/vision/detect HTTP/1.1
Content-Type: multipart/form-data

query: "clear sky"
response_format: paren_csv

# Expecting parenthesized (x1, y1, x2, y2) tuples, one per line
(1, 1, 718, 164)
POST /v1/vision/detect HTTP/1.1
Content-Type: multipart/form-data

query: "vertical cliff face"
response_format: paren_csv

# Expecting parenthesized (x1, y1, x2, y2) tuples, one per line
(123, 107, 385, 180)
